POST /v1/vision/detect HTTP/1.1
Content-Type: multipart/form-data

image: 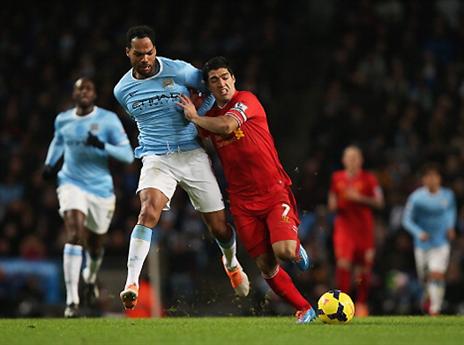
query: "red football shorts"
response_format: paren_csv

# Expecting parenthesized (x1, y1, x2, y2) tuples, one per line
(230, 187, 301, 258)
(333, 220, 374, 264)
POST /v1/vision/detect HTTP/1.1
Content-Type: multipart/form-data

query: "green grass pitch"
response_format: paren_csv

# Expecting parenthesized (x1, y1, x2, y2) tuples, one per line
(1, 316, 463, 345)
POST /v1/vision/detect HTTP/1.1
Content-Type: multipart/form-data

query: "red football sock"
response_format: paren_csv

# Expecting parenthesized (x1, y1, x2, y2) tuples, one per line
(335, 266, 351, 294)
(356, 270, 371, 304)
(264, 266, 311, 311)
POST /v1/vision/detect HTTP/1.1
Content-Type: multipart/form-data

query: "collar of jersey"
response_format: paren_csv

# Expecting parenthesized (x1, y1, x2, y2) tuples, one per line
(130, 57, 164, 81)
(72, 106, 98, 120)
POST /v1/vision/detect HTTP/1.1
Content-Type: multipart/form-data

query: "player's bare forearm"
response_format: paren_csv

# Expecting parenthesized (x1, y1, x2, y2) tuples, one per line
(357, 195, 384, 209)
(328, 192, 338, 212)
(177, 94, 237, 135)
(192, 116, 237, 135)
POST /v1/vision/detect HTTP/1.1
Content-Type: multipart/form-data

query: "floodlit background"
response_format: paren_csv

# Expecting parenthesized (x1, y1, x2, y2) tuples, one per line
(1, 0, 464, 317)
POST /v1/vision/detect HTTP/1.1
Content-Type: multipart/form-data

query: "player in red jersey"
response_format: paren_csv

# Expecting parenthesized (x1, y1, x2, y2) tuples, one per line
(328, 145, 384, 317)
(177, 56, 316, 324)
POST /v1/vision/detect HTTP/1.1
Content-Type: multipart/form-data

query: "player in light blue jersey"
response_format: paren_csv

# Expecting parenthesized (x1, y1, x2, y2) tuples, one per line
(114, 25, 249, 311)
(43, 77, 134, 317)
(402, 163, 456, 315)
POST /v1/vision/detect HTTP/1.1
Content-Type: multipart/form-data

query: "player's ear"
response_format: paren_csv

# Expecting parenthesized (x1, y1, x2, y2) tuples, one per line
(125, 47, 130, 57)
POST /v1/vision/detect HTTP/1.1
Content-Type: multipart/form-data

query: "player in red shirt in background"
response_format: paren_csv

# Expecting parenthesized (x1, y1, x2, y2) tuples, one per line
(328, 146, 384, 317)
(177, 56, 316, 324)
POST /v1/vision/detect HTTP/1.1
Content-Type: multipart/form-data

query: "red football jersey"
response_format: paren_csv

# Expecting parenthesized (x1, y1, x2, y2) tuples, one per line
(204, 91, 291, 198)
(330, 170, 380, 234)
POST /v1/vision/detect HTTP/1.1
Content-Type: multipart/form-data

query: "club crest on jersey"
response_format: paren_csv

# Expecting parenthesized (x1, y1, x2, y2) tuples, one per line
(163, 78, 174, 88)
(90, 123, 99, 133)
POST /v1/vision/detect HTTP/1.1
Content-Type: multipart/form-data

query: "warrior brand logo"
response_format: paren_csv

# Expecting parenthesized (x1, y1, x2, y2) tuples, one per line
(90, 123, 99, 133)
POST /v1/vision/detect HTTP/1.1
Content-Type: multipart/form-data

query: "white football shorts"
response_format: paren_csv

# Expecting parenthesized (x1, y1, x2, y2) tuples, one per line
(137, 148, 225, 213)
(414, 244, 450, 281)
(57, 184, 116, 235)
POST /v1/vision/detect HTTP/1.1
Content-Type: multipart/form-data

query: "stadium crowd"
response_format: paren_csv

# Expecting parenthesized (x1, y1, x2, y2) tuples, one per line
(1, 0, 464, 316)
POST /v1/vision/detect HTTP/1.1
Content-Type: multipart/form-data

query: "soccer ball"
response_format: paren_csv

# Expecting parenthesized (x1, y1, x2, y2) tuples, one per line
(317, 289, 355, 324)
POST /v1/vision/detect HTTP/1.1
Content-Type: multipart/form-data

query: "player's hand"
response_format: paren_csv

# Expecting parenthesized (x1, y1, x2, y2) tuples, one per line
(344, 188, 362, 202)
(177, 94, 199, 122)
(86, 131, 105, 150)
(419, 232, 429, 242)
(42, 164, 57, 181)
(447, 228, 456, 241)
(189, 88, 204, 109)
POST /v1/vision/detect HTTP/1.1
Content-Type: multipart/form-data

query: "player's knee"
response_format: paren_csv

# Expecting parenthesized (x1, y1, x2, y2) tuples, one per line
(273, 241, 298, 262)
(336, 259, 352, 270)
(429, 271, 445, 281)
(274, 246, 297, 262)
(64, 220, 83, 244)
(138, 204, 160, 227)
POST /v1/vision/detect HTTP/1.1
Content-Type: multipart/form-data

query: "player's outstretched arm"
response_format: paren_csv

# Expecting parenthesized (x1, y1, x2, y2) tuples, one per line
(402, 197, 427, 240)
(104, 143, 134, 164)
(328, 191, 338, 212)
(44, 135, 64, 180)
(177, 94, 238, 135)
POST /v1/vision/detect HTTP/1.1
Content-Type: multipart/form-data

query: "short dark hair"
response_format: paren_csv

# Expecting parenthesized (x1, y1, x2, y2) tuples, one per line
(202, 56, 234, 83)
(126, 25, 155, 48)
(421, 162, 441, 176)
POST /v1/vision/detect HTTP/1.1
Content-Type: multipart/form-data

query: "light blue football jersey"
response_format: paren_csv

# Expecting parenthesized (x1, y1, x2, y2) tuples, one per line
(45, 106, 134, 198)
(113, 56, 214, 157)
(402, 187, 456, 250)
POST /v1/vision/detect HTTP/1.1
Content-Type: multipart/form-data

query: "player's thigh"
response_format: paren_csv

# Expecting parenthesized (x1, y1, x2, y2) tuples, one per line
(232, 210, 271, 258)
(333, 225, 356, 264)
(85, 193, 116, 235)
(57, 184, 88, 219)
(427, 244, 451, 275)
(137, 155, 178, 209)
(178, 149, 224, 213)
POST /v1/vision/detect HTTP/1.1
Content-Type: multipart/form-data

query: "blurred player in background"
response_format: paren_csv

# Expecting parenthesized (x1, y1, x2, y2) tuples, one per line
(177, 56, 315, 324)
(328, 145, 384, 317)
(43, 77, 134, 317)
(114, 26, 249, 311)
(402, 163, 456, 316)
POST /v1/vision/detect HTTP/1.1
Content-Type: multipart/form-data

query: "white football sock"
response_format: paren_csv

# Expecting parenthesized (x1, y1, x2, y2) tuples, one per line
(63, 243, 83, 305)
(82, 249, 104, 284)
(428, 280, 445, 315)
(216, 224, 239, 271)
(125, 225, 152, 288)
